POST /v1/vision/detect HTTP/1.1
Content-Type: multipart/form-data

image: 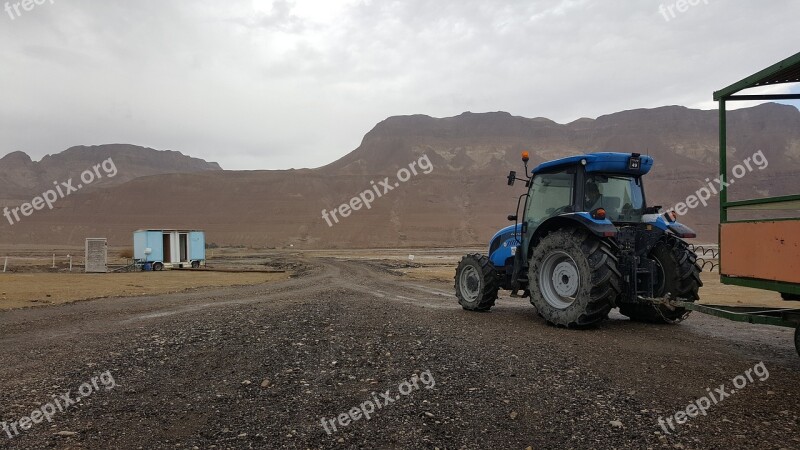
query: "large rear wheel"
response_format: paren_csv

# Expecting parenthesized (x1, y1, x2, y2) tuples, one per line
(455, 253, 499, 312)
(529, 229, 621, 327)
(619, 234, 702, 323)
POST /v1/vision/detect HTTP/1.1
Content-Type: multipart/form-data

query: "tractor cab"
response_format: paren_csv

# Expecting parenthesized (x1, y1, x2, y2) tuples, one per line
(456, 151, 702, 328)
(519, 153, 652, 234)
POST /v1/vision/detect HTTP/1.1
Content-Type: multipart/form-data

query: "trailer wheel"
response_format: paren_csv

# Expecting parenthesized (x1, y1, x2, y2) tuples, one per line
(795, 326, 800, 358)
(619, 234, 702, 323)
(528, 228, 621, 328)
(455, 253, 499, 312)
(191, 261, 200, 269)
(153, 262, 164, 271)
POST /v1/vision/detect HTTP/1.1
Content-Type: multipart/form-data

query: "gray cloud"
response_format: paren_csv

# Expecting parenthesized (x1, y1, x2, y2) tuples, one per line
(1, 0, 798, 169)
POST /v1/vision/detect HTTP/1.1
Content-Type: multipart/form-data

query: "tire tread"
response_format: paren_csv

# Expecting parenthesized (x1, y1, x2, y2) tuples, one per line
(455, 253, 499, 312)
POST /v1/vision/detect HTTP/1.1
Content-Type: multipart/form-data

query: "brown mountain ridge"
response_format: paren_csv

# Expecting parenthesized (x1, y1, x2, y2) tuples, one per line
(1, 103, 798, 248)
(0, 144, 222, 204)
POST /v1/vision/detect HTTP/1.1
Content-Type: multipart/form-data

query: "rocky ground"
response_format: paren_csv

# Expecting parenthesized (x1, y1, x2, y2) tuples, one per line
(0, 255, 798, 449)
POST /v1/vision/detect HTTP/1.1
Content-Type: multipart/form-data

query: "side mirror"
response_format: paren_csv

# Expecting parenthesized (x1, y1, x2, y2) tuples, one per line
(507, 171, 517, 186)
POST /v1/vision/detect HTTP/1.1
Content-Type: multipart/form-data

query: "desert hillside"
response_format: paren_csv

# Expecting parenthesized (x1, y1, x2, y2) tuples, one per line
(0, 144, 222, 204)
(1, 103, 798, 248)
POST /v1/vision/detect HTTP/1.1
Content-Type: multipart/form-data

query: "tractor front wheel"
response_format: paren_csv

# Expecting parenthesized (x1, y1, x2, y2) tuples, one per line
(455, 253, 499, 312)
(619, 234, 702, 323)
(529, 229, 621, 327)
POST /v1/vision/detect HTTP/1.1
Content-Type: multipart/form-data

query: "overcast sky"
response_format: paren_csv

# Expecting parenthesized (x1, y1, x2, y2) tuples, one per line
(1, 0, 798, 170)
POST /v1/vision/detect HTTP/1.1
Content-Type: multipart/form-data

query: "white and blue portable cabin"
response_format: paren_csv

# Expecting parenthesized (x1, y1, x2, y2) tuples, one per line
(133, 229, 206, 270)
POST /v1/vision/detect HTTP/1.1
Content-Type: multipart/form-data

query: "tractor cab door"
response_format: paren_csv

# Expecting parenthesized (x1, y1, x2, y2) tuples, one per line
(524, 168, 577, 239)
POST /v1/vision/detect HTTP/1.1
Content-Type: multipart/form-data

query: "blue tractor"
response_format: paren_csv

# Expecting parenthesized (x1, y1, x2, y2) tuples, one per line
(455, 152, 703, 327)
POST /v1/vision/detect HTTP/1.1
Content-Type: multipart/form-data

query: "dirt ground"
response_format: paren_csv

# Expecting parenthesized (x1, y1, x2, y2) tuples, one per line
(318, 247, 795, 309)
(0, 271, 289, 310)
(400, 266, 796, 308)
(0, 250, 797, 449)
(0, 248, 301, 310)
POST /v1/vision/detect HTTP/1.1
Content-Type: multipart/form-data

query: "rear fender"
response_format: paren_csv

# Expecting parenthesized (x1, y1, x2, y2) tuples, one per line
(527, 213, 617, 257)
(642, 213, 697, 238)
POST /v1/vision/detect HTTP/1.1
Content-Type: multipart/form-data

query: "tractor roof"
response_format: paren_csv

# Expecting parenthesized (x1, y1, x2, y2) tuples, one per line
(531, 152, 653, 176)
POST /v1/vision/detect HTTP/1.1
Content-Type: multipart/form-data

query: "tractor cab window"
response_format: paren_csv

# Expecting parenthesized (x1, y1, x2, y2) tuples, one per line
(584, 174, 645, 222)
(526, 170, 575, 229)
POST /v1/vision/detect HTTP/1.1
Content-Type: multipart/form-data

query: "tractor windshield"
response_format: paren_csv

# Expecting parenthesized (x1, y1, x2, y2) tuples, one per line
(584, 174, 645, 222)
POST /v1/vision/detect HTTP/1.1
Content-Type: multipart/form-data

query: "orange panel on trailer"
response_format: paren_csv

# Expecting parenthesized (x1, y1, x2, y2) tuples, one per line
(720, 221, 800, 283)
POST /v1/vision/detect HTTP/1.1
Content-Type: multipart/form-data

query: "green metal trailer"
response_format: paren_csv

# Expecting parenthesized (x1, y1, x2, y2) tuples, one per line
(664, 52, 800, 355)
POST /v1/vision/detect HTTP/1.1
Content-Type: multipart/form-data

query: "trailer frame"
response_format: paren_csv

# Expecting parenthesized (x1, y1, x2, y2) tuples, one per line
(715, 51, 800, 293)
(672, 51, 800, 356)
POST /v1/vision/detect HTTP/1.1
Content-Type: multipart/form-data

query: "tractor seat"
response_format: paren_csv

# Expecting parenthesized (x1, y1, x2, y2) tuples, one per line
(602, 196, 622, 216)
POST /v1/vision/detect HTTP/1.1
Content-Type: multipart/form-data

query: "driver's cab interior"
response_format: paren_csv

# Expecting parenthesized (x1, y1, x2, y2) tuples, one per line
(524, 167, 646, 230)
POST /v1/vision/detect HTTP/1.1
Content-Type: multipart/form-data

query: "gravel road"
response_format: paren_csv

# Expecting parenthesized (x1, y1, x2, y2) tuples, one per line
(0, 256, 798, 449)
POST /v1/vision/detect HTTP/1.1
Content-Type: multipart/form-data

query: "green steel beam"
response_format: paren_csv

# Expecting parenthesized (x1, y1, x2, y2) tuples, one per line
(714, 51, 800, 100)
(673, 302, 800, 327)
(724, 194, 800, 209)
(727, 94, 800, 101)
(724, 217, 800, 224)
(721, 276, 800, 296)
(726, 203, 800, 211)
(719, 99, 728, 224)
